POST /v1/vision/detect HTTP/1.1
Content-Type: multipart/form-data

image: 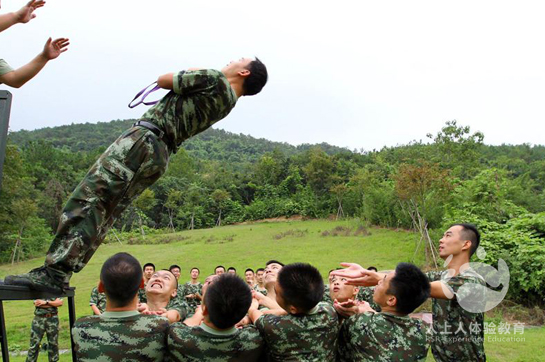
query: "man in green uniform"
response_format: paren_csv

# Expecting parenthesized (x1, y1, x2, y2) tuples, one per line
(26, 297, 63, 362)
(181, 267, 202, 315)
(5, 58, 268, 291)
(72, 252, 169, 361)
(89, 284, 106, 315)
(169, 274, 264, 362)
(253, 268, 267, 295)
(0, 0, 69, 88)
(336, 263, 431, 362)
(332, 223, 487, 362)
(426, 224, 486, 362)
(249, 263, 338, 362)
(138, 262, 155, 303)
(139, 269, 188, 323)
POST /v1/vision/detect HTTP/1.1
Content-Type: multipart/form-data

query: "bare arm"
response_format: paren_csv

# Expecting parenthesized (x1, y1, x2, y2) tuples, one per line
(90, 305, 101, 315)
(330, 263, 385, 287)
(165, 309, 181, 323)
(47, 298, 63, 307)
(0, 37, 69, 88)
(183, 306, 203, 326)
(430, 281, 454, 300)
(0, 0, 45, 32)
(157, 73, 174, 90)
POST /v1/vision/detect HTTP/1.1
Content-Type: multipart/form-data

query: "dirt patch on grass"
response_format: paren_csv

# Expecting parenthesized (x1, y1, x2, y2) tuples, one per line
(273, 229, 309, 240)
(236, 215, 304, 225)
(321, 225, 371, 237)
(128, 234, 192, 245)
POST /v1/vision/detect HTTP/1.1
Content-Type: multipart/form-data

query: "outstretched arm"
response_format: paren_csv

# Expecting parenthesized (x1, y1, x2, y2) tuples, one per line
(0, 0, 45, 32)
(0, 37, 69, 88)
(156, 68, 203, 90)
(330, 263, 385, 287)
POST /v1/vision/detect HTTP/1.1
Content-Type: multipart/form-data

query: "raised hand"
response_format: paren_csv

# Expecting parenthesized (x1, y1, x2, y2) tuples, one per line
(42, 37, 69, 60)
(15, 0, 46, 24)
(330, 263, 382, 287)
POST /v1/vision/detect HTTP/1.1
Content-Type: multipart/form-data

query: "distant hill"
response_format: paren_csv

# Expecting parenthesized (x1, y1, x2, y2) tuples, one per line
(8, 119, 352, 163)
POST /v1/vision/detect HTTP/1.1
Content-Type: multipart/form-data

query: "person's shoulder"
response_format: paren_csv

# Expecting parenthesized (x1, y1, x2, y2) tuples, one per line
(74, 315, 101, 327)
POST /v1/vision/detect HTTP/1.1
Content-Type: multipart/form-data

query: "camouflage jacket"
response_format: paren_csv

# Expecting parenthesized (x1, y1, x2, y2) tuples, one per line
(138, 284, 147, 303)
(427, 270, 486, 362)
(34, 298, 60, 316)
(355, 286, 382, 312)
(337, 312, 430, 362)
(167, 297, 190, 322)
(255, 302, 338, 362)
(89, 286, 106, 313)
(181, 282, 203, 314)
(322, 284, 332, 304)
(168, 322, 265, 361)
(253, 284, 268, 296)
(142, 69, 237, 153)
(72, 311, 169, 361)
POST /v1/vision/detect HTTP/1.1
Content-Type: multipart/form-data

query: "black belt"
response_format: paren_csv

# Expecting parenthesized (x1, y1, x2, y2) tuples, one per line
(133, 121, 174, 152)
(36, 313, 57, 318)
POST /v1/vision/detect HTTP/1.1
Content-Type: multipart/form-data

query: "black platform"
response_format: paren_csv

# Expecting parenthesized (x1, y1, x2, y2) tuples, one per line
(0, 284, 76, 362)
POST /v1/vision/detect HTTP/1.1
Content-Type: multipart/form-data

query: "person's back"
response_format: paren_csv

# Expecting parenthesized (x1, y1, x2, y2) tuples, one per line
(169, 323, 263, 362)
(73, 312, 168, 361)
(251, 263, 338, 362)
(72, 252, 169, 361)
(256, 301, 337, 361)
(338, 312, 429, 362)
(336, 263, 431, 362)
(168, 274, 264, 362)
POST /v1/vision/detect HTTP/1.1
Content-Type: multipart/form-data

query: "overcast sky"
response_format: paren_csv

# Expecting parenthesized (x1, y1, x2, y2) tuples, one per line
(1, 0, 544, 151)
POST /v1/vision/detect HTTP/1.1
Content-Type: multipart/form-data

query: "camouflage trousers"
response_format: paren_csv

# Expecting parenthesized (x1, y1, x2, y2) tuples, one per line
(26, 315, 59, 362)
(45, 126, 169, 274)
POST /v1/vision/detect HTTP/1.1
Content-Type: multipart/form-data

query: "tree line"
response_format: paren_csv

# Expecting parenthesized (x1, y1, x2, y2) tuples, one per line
(2, 120, 544, 305)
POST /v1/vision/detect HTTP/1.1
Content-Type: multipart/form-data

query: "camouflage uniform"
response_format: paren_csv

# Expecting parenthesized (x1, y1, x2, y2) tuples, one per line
(322, 284, 332, 304)
(254, 302, 338, 361)
(168, 322, 265, 361)
(138, 284, 148, 303)
(337, 311, 430, 362)
(72, 310, 169, 361)
(26, 299, 61, 362)
(355, 286, 382, 312)
(253, 284, 267, 296)
(89, 286, 106, 314)
(166, 297, 190, 321)
(43, 69, 237, 278)
(181, 282, 203, 315)
(427, 271, 486, 362)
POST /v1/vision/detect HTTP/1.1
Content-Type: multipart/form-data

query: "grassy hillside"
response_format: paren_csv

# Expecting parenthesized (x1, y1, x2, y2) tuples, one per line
(0, 219, 543, 361)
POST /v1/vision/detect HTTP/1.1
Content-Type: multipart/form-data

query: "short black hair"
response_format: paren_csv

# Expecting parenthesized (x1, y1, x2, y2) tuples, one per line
(452, 223, 481, 257)
(266, 260, 284, 267)
(243, 57, 268, 96)
(215, 265, 225, 272)
(169, 264, 181, 272)
(245, 268, 254, 274)
(161, 269, 178, 289)
(190, 267, 200, 273)
(101, 253, 142, 307)
(228, 267, 236, 272)
(256, 268, 264, 273)
(277, 263, 323, 313)
(367, 266, 378, 272)
(386, 263, 431, 315)
(143, 263, 155, 271)
(204, 274, 252, 329)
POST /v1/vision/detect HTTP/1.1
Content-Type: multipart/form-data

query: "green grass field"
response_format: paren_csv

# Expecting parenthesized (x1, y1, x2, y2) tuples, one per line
(0, 219, 543, 361)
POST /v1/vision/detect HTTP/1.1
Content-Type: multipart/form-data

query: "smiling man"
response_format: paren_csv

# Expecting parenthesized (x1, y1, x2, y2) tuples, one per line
(5, 57, 268, 292)
(139, 270, 188, 323)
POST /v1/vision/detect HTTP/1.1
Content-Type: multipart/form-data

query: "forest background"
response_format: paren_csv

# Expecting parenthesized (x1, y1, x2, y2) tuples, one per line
(1, 119, 544, 307)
